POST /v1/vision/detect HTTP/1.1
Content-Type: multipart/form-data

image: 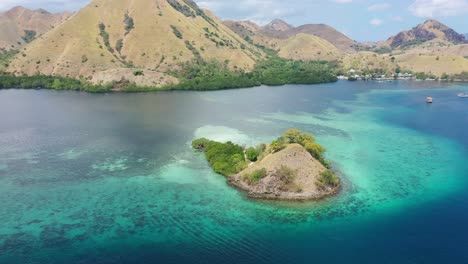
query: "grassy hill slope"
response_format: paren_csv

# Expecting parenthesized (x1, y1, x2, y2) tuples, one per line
(224, 20, 345, 61)
(277, 34, 341, 61)
(7, 0, 263, 87)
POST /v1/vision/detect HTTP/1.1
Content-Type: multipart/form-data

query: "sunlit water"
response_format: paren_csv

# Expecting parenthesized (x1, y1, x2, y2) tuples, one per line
(1, 81, 467, 263)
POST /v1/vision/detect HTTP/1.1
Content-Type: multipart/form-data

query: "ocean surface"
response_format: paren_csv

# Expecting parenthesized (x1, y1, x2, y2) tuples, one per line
(0, 80, 467, 264)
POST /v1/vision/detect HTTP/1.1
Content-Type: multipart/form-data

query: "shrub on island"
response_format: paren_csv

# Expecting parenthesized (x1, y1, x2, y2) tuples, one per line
(243, 168, 267, 184)
(270, 129, 329, 167)
(317, 170, 340, 190)
(192, 138, 247, 176)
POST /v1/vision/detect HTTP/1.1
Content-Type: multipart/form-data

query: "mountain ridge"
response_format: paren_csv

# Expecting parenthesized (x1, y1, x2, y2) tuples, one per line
(0, 6, 71, 51)
(6, 0, 264, 86)
(262, 19, 294, 32)
(387, 19, 466, 48)
(1, 3, 467, 85)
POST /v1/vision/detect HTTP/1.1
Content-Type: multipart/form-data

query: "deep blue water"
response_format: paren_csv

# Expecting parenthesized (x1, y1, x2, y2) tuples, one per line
(0, 80, 467, 263)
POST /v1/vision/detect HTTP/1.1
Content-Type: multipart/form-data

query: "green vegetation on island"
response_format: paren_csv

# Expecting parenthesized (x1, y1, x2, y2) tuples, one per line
(162, 57, 337, 91)
(0, 75, 111, 93)
(192, 138, 247, 176)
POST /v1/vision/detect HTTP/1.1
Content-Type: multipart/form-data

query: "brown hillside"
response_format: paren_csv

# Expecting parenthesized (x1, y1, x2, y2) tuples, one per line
(222, 20, 259, 38)
(277, 33, 341, 61)
(387, 19, 466, 48)
(229, 144, 338, 200)
(290, 24, 356, 52)
(396, 52, 468, 76)
(258, 22, 356, 52)
(224, 19, 346, 61)
(262, 19, 293, 32)
(0, 6, 71, 51)
(7, 0, 263, 86)
(225, 19, 356, 53)
(341, 51, 398, 74)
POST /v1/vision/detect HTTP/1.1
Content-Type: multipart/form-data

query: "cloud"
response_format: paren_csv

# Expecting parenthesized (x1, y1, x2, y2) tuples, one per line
(0, 0, 89, 12)
(370, 18, 383, 26)
(391, 15, 403, 22)
(409, 0, 468, 17)
(334, 0, 352, 3)
(368, 3, 391, 11)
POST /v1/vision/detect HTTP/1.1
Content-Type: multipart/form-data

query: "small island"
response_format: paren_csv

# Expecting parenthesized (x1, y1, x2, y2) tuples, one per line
(192, 129, 340, 200)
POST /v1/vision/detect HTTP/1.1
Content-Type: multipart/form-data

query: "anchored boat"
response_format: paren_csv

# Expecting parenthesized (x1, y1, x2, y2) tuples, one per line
(426, 97, 433, 103)
(458, 93, 468, 98)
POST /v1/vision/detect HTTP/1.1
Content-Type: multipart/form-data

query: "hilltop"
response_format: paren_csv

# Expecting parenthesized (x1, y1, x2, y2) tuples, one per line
(6, 0, 263, 87)
(224, 18, 467, 78)
(1, 2, 467, 89)
(255, 20, 356, 52)
(387, 19, 466, 48)
(192, 129, 340, 200)
(262, 19, 294, 32)
(339, 19, 468, 77)
(0, 6, 71, 51)
(224, 19, 350, 61)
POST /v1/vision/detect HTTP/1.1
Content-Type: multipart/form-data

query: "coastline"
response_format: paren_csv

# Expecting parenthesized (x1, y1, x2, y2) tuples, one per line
(1, 75, 467, 95)
(227, 176, 340, 201)
(0, 73, 338, 93)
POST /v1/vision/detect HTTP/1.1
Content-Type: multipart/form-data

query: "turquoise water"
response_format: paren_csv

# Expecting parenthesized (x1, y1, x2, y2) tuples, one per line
(0, 81, 468, 263)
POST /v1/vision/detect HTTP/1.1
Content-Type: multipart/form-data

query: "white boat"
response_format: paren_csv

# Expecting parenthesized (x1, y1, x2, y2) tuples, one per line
(457, 93, 468, 98)
(426, 97, 433, 103)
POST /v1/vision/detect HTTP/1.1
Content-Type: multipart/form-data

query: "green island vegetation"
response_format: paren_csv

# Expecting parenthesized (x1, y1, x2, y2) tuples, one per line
(415, 72, 438, 80)
(167, 0, 196, 18)
(192, 129, 339, 190)
(22, 30, 37, 44)
(243, 168, 267, 184)
(192, 138, 247, 176)
(167, 57, 337, 91)
(170, 25, 183, 39)
(0, 49, 18, 72)
(123, 13, 134, 35)
(451, 72, 468, 81)
(317, 170, 340, 190)
(0, 75, 111, 93)
(0, 56, 337, 92)
(98, 23, 114, 53)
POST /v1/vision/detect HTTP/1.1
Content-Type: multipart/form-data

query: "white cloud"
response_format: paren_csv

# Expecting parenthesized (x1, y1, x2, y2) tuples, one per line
(334, 0, 352, 3)
(391, 15, 403, 22)
(370, 18, 383, 26)
(409, 0, 468, 17)
(368, 3, 391, 11)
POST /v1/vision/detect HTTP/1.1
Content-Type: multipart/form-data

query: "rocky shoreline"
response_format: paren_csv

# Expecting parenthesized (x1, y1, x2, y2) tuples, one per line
(228, 176, 340, 201)
(228, 143, 341, 201)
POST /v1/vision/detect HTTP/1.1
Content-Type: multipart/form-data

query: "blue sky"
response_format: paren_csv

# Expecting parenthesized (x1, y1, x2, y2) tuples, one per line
(1, 0, 467, 41)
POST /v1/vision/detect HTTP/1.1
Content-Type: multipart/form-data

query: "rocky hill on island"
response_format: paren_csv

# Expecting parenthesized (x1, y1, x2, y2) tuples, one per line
(192, 129, 340, 201)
